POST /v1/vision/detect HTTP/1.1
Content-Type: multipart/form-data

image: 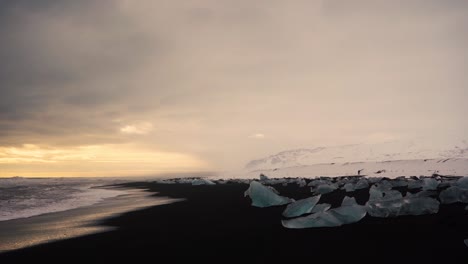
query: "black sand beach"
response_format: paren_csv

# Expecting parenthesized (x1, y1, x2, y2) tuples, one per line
(1, 180, 468, 263)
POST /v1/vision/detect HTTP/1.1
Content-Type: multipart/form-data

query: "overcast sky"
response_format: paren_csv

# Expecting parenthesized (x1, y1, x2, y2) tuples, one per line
(1, 0, 467, 177)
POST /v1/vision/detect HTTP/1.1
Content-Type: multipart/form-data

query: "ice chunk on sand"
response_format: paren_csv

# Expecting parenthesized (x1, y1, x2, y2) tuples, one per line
(311, 203, 331, 213)
(313, 183, 338, 194)
(406, 190, 437, 198)
(192, 179, 216, 185)
(343, 183, 356, 192)
(259, 174, 269, 181)
(399, 196, 439, 216)
(369, 186, 402, 201)
(244, 181, 292, 207)
(366, 188, 403, 218)
(355, 178, 369, 190)
(439, 186, 468, 204)
(282, 195, 321, 218)
(297, 179, 307, 187)
(308, 179, 331, 187)
(282, 203, 367, 228)
(341, 196, 358, 206)
(407, 180, 423, 189)
(422, 178, 439, 191)
(455, 177, 468, 189)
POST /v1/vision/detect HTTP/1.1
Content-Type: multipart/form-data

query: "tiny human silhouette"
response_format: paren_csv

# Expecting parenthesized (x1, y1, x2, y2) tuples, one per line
(358, 169, 364, 176)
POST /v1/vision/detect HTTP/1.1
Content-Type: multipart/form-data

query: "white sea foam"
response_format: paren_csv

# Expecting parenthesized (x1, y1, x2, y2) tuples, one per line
(0, 177, 128, 221)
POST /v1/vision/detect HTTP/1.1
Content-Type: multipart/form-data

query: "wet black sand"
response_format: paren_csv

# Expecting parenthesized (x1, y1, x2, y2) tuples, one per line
(1, 180, 468, 263)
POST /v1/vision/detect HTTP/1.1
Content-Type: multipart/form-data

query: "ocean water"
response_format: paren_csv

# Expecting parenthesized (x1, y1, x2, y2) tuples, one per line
(0, 177, 130, 221)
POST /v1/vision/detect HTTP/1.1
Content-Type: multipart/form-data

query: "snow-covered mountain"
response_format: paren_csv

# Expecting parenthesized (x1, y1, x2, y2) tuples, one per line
(246, 139, 468, 171)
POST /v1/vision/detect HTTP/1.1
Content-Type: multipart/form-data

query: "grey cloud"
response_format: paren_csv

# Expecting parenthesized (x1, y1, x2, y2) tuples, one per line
(0, 0, 467, 169)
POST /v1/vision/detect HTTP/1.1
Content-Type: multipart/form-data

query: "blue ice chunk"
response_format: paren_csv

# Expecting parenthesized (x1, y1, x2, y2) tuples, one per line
(282, 195, 321, 218)
(439, 186, 468, 204)
(244, 181, 292, 207)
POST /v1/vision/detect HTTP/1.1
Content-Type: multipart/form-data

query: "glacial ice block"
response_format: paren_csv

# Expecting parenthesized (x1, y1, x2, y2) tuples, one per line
(355, 178, 369, 190)
(282, 203, 367, 229)
(399, 196, 439, 216)
(282, 195, 321, 218)
(422, 178, 439, 191)
(245, 181, 293, 207)
(341, 196, 358, 206)
(456, 177, 468, 189)
(297, 179, 307, 187)
(366, 188, 403, 218)
(311, 203, 331, 213)
(259, 174, 269, 181)
(343, 183, 356, 192)
(192, 179, 216, 185)
(314, 183, 338, 194)
(439, 186, 468, 204)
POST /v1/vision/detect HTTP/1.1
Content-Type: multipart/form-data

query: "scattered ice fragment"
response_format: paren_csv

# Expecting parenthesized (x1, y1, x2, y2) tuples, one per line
(390, 179, 408, 188)
(407, 180, 423, 189)
(311, 203, 331, 213)
(406, 190, 437, 198)
(282, 203, 367, 228)
(282, 195, 321, 218)
(366, 187, 403, 218)
(455, 177, 468, 189)
(439, 186, 468, 204)
(308, 179, 331, 187)
(343, 183, 356, 192)
(355, 178, 369, 190)
(244, 181, 293, 208)
(155, 180, 176, 184)
(374, 180, 393, 191)
(314, 183, 338, 194)
(259, 174, 269, 181)
(422, 178, 439, 191)
(399, 196, 439, 216)
(192, 179, 216, 185)
(465, 239, 468, 247)
(297, 179, 307, 187)
(341, 196, 358, 206)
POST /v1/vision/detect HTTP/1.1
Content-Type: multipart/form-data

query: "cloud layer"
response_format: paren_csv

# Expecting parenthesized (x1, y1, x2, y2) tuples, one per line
(1, 0, 467, 175)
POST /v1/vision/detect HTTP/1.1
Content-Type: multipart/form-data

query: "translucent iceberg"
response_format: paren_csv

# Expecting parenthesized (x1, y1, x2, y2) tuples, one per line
(311, 203, 331, 213)
(455, 177, 468, 189)
(282, 195, 321, 218)
(341, 196, 358, 206)
(282, 203, 367, 228)
(244, 181, 293, 207)
(390, 179, 408, 188)
(343, 183, 356, 192)
(313, 183, 338, 194)
(407, 180, 423, 189)
(366, 188, 403, 218)
(439, 186, 468, 204)
(297, 179, 307, 187)
(406, 190, 437, 198)
(192, 179, 216, 185)
(308, 179, 330, 187)
(259, 174, 269, 181)
(399, 196, 439, 216)
(421, 178, 439, 191)
(355, 178, 369, 190)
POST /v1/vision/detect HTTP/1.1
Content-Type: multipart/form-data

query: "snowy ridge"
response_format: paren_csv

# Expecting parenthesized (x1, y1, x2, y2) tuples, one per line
(239, 139, 468, 179)
(246, 140, 468, 171)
